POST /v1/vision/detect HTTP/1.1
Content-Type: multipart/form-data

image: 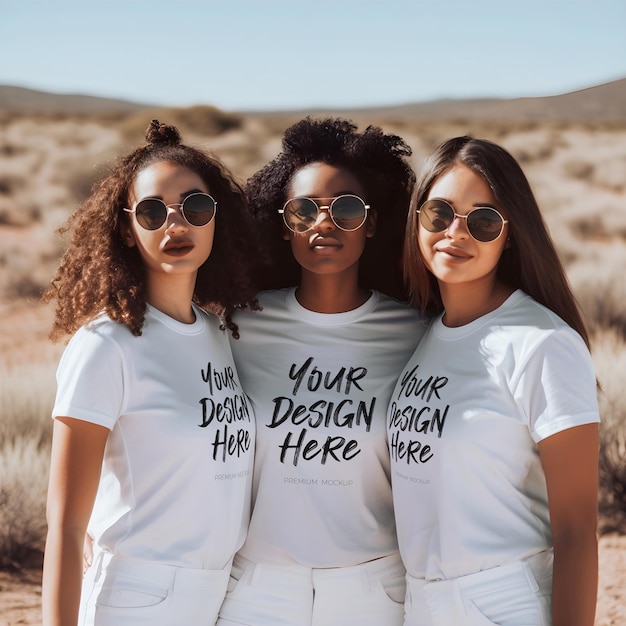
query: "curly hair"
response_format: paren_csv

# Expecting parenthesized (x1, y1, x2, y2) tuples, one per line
(404, 135, 590, 347)
(44, 120, 260, 340)
(245, 117, 416, 300)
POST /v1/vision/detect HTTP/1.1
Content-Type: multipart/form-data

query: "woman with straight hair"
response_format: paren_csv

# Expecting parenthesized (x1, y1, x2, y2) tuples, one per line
(42, 120, 258, 626)
(388, 135, 599, 626)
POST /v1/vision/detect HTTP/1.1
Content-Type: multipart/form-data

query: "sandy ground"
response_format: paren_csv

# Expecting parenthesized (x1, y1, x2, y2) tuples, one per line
(1, 535, 624, 625)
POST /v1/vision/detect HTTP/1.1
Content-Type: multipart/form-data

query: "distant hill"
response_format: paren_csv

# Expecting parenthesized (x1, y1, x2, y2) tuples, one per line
(0, 85, 150, 114)
(1, 77, 625, 122)
(261, 77, 626, 124)
(353, 77, 626, 123)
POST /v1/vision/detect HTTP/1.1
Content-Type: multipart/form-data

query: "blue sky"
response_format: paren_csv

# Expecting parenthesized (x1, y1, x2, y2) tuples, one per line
(1, 0, 625, 111)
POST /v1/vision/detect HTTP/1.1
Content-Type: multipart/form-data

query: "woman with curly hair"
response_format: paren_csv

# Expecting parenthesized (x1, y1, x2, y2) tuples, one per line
(42, 120, 258, 626)
(388, 136, 599, 625)
(217, 117, 428, 626)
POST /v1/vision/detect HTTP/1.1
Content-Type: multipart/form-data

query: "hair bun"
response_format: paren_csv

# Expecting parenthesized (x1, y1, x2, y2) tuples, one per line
(145, 119, 182, 146)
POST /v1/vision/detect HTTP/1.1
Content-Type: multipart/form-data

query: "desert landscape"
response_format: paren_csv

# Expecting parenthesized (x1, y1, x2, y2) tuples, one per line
(0, 79, 625, 624)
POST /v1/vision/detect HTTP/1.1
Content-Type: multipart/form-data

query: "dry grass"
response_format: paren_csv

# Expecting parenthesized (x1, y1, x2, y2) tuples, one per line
(592, 328, 626, 533)
(571, 253, 626, 339)
(0, 360, 56, 568)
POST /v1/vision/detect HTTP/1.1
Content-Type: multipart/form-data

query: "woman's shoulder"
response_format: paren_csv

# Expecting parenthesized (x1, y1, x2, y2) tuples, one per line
(73, 313, 130, 342)
(503, 291, 579, 336)
(494, 291, 590, 360)
(58, 314, 132, 375)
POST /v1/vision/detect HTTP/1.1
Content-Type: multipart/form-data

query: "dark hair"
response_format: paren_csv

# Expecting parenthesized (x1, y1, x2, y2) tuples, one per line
(404, 135, 590, 347)
(246, 116, 416, 300)
(45, 120, 259, 340)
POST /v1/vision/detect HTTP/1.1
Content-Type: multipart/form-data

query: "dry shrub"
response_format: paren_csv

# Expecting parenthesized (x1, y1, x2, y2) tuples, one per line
(5, 273, 47, 299)
(199, 117, 285, 182)
(0, 246, 55, 302)
(592, 329, 626, 533)
(569, 218, 626, 242)
(0, 438, 49, 567)
(568, 214, 610, 241)
(0, 203, 42, 227)
(0, 361, 55, 448)
(119, 105, 243, 145)
(570, 255, 626, 338)
(563, 159, 595, 182)
(591, 156, 626, 193)
(564, 156, 626, 193)
(0, 360, 56, 568)
(64, 157, 113, 204)
(501, 129, 562, 165)
(0, 173, 24, 195)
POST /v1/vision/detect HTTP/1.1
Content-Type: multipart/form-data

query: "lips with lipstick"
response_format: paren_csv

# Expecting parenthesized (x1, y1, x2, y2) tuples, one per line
(163, 239, 194, 256)
(436, 245, 471, 259)
(310, 236, 342, 250)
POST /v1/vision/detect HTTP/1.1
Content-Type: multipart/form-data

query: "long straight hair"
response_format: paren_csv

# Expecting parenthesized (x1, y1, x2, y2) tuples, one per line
(404, 136, 590, 348)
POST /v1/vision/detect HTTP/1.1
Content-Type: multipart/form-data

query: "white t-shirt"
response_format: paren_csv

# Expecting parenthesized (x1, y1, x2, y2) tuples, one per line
(229, 288, 427, 567)
(387, 290, 599, 580)
(53, 303, 255, 569)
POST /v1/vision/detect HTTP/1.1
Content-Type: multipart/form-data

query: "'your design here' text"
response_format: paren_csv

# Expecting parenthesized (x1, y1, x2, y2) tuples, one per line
(388, 364, 448, 465)
(269, 357, 375, 466)
(198, 362, 252, 461)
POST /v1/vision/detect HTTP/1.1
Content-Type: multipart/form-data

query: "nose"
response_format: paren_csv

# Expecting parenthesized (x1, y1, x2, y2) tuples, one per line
(164, 206, 188, 234)
(311, 207, 335, 233)
(445, 214, 469, 239)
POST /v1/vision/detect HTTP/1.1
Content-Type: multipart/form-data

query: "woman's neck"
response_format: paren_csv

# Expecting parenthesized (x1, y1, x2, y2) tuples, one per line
(296, 271, 370, 313)
(146, 273, 197, 324)
(439, 280, 514, 327)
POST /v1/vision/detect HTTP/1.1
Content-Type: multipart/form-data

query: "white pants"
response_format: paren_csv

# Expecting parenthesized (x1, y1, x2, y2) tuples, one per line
(216, 552, 406, 626)
(404, 550, 553, 626)
(79, 549, 232, 626)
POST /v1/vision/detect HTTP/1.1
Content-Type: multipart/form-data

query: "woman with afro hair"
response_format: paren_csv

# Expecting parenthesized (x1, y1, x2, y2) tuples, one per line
(42, 120, 258, 626)
(217, 117, 429, 626)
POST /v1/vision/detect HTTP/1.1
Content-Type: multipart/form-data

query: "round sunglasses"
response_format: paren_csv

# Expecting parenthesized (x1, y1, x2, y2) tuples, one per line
(279, 194, 370, 233)
(124, 192, 217, 230)
(417, 199, 508, 243)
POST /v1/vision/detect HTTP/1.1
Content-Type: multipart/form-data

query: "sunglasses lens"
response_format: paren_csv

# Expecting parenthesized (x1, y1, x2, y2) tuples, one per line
(283, 198, 318, 232)
(135, 199, 167, 230)
(182, 193, 216, 227)
(467, 208, 504, 242)
(331, 195, 367, 230)
(419, 201, 504, 242)
(419, 200, 454, 233)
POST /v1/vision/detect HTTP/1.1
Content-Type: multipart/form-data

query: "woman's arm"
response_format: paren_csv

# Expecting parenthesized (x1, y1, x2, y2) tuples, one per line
(539, 422, 599, 626)
(42, 416, 109, 626)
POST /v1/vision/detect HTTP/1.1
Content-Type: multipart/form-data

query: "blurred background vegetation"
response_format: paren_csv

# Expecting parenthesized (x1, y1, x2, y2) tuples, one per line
(1, 84, 625, 568)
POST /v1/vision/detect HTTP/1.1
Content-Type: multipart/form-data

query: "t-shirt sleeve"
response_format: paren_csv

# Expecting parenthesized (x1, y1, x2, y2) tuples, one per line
(514, 327, 600, 442)
(52, 325, 125, 429)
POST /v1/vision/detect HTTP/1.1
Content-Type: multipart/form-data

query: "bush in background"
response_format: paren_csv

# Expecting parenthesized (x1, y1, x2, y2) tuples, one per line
(571, 260, 626, 340)
(118, 105, 243, 145)
(0, 361, 55, 569)
(592, 329, 626, 533)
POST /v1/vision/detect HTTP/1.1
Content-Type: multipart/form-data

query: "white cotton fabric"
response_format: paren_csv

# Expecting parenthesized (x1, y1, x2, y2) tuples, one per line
(387, 290, 599, 581)
(53, 304, 255, 570)
(229, 288, 428, 568)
